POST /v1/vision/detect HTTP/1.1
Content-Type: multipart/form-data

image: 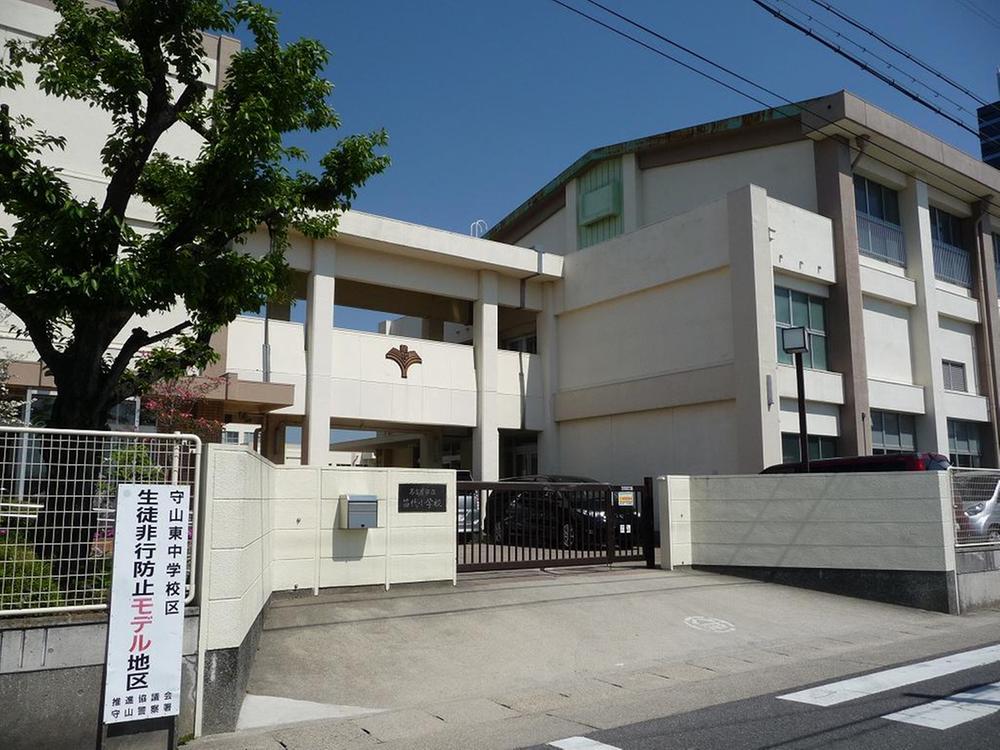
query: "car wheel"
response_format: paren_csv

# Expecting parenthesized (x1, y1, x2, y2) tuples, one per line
(492, 520, 505, 544)
(560, 521, 576, 550)
(989, 525, 1000, 543)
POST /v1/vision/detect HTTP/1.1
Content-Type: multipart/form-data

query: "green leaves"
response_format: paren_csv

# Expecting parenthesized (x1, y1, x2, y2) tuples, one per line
(0, 0, 389, 428)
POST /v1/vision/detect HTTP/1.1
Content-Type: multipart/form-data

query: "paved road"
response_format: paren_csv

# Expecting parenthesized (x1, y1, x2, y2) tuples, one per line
(190, 566, 1000, 750)
(530, 645, 1000, 750)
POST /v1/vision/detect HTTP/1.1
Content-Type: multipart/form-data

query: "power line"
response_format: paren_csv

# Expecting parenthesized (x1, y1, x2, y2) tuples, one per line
(805, 0, 989, 106)
(543, 0, 1000, 214)
(956, 0, 1000, 32)
(546, 0, 777, 111)
(778, 0, 980, 122)
(754, 0, 996, 145)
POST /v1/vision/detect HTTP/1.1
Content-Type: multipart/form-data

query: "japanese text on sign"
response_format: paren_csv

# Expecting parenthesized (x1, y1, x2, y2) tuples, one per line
(397, 483, 447, 513)
(103, 485, 189, 724)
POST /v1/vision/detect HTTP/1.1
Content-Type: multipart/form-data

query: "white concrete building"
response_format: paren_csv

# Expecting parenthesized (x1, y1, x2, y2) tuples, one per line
(4, 0, 1000, 481)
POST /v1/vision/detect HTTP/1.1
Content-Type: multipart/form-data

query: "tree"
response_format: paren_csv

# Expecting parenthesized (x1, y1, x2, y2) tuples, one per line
(0, 0, 389, 430)
(141, 376, 226, 443)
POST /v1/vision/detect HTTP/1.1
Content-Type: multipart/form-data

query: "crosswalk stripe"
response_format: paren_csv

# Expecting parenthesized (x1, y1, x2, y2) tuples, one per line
(778, 644, 1000, 707)
(548, 737, 623, 750)
(882, 680, 1000, 730)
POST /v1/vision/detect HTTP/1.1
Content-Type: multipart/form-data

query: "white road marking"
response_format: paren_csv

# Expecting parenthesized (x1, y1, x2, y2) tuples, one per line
(779, 644, 1000, 707)
(883, 681, 1000, 730)
(548, 737, 623, 750)
(683, 616, 735, 633)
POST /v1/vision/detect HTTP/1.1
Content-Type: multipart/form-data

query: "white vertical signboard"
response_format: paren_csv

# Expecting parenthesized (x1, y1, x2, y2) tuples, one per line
(103, 484, 189, 724)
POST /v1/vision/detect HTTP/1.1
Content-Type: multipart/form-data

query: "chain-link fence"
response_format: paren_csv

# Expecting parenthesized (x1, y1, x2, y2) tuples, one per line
(950, 467, 1000, 547)
(0, 426, 200, 616)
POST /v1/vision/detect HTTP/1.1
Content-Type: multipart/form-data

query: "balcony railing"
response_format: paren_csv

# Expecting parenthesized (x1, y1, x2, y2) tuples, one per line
(933, 239, 972, 287)
(857, 211, 906, 267)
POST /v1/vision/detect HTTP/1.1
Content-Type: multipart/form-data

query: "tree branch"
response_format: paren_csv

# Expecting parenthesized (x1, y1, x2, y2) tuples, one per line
(0, 283, 62, 370)
(103, 319, 192, 395)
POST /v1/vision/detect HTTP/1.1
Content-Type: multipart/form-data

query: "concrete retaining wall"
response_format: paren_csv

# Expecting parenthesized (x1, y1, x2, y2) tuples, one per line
(0, 612, 199, 750)
(956, 546, 1000, 612)
(658, 472, 961, 612)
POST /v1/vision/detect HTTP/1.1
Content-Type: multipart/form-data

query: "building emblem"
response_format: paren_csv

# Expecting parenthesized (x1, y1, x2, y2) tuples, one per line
(386, 344, 422, 378)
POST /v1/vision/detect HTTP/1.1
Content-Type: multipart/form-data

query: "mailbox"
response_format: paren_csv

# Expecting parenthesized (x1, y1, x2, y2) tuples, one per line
(340, 494, 378, 529)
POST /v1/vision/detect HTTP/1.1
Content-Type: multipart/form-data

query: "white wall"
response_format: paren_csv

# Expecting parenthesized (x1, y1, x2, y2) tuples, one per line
(863, 297, 914, 385)
(200, 447, 275, 651)
(767, 197, 835, 284)
(225, 317, 307, 414)
(200, 447, 456, 650)
(516, 207, 569, 255)
(640, 141, 817, 226)
(938, 317, 980, 396)
(559, 270, 734, 393)
(558, 400, 740, 482)
(660, 472, 955, 572)
(225, 321, 542, 430)
(331, 329, 477, 426)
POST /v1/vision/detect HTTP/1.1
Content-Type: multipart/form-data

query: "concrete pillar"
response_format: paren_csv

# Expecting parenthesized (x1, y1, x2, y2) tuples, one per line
(421, 318, 445, 341)
(303, 241, 335, 466)
(901, 177, 949, 454)
(622, 152, 640, 233)
(537, 282, 560, 472)
(813, 137, 870, 455)
(473, 270, 500, 481)
(728, 185, 781, 472)
(971, 205, 1000, 467)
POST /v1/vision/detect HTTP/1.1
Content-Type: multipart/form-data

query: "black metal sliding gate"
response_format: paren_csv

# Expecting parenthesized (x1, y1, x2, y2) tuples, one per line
(456, 477, 656, 572)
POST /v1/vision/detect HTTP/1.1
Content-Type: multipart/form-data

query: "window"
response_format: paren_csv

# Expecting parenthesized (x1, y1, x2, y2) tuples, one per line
(948, 419, 982, 467)
(929, 206, 964, 247)
(854, 175, 900, 224)
(222, 430, 240, 445)
(854, 175, 905, 265)
(577, 159, 623, 249)
(502, 334, 537, 354)
(775, 286, 828, 370)
(871, 410, 916, 454)
(781, 433, 838, 464)
(942, 360, 968, 392)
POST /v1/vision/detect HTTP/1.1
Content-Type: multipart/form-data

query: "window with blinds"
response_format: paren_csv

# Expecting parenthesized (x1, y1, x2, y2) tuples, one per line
(942, 360, 967, 392)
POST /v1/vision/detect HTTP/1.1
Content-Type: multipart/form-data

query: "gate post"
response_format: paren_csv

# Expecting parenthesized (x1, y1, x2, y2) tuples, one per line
(642, 476, 656, 569)
(606, 487, 615, 567)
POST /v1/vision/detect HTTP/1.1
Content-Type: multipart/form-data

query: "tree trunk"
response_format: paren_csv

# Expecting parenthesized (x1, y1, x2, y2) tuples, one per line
(32, 359, 113, 593)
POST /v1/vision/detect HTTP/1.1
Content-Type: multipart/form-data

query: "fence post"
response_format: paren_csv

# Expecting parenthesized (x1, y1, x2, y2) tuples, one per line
(642, 476, 656, 569)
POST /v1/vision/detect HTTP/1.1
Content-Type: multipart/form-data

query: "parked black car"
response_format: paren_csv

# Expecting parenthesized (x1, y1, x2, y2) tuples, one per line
(761, 452, 952, 474)
(483, 475, 633, 550)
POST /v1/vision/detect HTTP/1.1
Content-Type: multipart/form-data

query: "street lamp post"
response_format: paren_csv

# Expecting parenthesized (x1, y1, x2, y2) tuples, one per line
(782, 327, 810, 472)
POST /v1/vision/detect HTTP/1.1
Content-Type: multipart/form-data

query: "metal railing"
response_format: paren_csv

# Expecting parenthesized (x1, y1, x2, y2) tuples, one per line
(456, 479, 655, 572)
(933, 239, 972, 287)
(0, 426, 200, 616)
(857, 211, 906, 267)
(950, 467, 1000, 547)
